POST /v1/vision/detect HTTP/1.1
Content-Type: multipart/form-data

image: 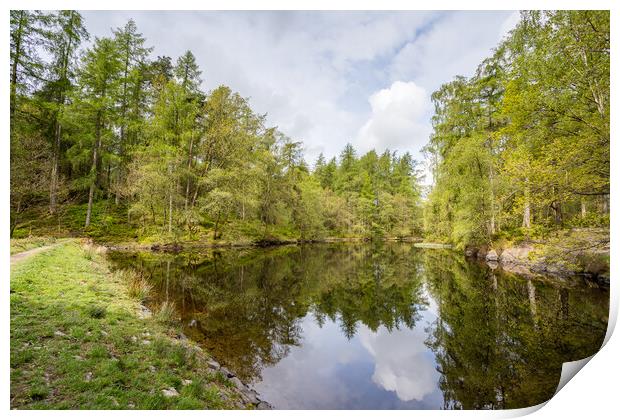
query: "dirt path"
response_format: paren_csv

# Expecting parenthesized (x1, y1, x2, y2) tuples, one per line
(10, 240, 70, 266)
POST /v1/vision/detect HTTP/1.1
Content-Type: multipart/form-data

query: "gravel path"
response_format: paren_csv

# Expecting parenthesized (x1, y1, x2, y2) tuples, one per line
(10, 241, 70, 265)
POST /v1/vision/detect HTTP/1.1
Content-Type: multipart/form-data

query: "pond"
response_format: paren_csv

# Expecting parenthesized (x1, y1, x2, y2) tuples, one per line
(108, 242, 609, 409)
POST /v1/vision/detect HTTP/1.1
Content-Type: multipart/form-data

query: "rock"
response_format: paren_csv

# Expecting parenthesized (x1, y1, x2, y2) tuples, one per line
(149, 365, 157, 373)
(138, 305, 152, 319)
(74, 355, 84, 361)
(464, 248, 477, 257)
(206, 359, 220, 370)
(220, 367, 234, 378)
(499, 245, 533, 264)
(241, 389, 260, 405)
(188, 319, 197, 327)
(176, 332, 188, 341)
(486, 249, 499, 261)
(256, 401, 272, 410)
(230, 376, 245, 390)
(130, 336, 138, 343)
(486, 261, 499, 270)
(84, 372, 93, 382)
(162, 388, 179, 398)
(54, 330, 66, 337)
(596, 274, 610, 287)
(182, 379, 193, 386)
(141, 339, 151, 345)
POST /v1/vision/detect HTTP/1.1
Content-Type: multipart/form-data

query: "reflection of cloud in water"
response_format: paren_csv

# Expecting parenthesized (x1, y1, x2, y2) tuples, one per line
(359, 323, 439, 402)
(254, 314, 368, 408)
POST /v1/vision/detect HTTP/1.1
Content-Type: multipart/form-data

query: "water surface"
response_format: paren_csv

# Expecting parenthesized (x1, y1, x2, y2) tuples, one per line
(109, 243, 608, 409)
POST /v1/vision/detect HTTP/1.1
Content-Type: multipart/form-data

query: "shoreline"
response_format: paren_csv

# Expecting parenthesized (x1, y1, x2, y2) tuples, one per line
(10, 239, 271, 409)
(466, 241, 610, 288)
(103, 236, 423, 252)
(101, 234, 610, 287)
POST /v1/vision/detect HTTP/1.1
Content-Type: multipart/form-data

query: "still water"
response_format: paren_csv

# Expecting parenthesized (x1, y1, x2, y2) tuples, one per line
(108, 243, 609, 409)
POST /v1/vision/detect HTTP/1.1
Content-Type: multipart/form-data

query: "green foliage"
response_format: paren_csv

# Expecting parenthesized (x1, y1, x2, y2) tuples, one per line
(10, 11, 423, 242)
(424, 11, 609, 247)
(87, 305, 107, 319)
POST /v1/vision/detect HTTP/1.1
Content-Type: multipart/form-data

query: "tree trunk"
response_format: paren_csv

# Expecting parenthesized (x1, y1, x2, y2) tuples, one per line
(552, 201, 562, 226)
(85, 112, 102, 227)
(116, 39, 131, 206)
(522, 183, 531, 228)
(184, 134, 194, 210)
(49, 12, 76, 214)
(49, 121, 61, 214)
(581, 198, 587, 219)
(489, 163, 496, 235)
(168, 184, 173, 234)
(10, 11, 25, 119)
(213, 214, 220, 240)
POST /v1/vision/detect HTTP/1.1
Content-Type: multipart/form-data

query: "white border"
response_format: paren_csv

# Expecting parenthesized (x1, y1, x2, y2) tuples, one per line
(3, 1, 617, 420)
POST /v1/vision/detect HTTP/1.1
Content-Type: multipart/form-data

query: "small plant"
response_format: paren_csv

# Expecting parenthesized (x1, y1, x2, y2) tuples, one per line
(155, 301, 177, 325)
(29, 386, 49, 401)
(88, 305, 107, 319)
(123, 270, 153, 303)
(203, 385, 224, 409)
(83, 244, 97, 261)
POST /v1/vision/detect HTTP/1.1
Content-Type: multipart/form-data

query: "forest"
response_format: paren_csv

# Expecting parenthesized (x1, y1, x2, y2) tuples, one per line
(10, 10, 609, 249)
(9, 9, 611, 412)
(10, 11, 422, 244)
(423, 10, 610, 248)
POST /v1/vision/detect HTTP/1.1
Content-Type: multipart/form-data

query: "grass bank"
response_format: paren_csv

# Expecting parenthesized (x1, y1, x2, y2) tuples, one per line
(10, 237, 59, 255)
(10, 239, 253, 409)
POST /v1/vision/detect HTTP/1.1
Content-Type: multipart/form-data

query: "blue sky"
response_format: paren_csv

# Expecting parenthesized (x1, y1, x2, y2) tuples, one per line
(81, 10, 520, 179)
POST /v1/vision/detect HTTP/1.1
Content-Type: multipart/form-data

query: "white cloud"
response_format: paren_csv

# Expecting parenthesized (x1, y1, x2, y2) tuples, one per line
(389, 11, 520, 92)
(359, 324, 439, 402)
(355, 81, 431, 155)
(80, 11, 520, 167)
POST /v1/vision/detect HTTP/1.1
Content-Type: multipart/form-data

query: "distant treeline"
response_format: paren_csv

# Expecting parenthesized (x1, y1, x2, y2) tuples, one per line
(10, 11, 422, 241)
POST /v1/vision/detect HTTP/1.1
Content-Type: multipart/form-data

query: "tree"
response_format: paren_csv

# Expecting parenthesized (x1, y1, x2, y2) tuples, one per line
(68, 37, 123, 227)
(175, 50, 202, 94)
(45, 10, 89, 214)
(112, 19, 153, 203)
(10, 10, 51, 119)
(10, 11, 424, 242)
(424, 11, 609, 248)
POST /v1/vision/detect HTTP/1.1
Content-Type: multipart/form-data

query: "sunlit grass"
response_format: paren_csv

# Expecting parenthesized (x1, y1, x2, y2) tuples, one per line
(10, 240, 243, 409)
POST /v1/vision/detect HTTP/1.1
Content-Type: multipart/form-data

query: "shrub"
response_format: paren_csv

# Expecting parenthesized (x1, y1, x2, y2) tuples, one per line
(88, 305, 107, 319)
(29, 386, 49, 401)
(122, 269, 153, 303)
(155, 301, 177, 325)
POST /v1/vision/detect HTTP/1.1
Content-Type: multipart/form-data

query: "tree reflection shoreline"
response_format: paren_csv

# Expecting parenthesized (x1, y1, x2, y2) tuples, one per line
(108, 243, 608, 410)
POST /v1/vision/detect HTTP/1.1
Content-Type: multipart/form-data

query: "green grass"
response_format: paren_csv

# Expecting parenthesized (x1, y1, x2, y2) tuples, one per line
(10, 237, 59, 255)
(10, 240, 245, 409)
(12, 202, 138, 243)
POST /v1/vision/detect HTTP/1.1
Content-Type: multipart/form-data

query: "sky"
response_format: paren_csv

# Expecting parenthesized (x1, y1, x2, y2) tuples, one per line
(81, 10, 521, 181)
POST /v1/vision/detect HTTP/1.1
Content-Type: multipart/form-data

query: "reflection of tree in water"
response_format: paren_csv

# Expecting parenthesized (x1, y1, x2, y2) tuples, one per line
(311, 242, 427, 339)
(109, 243, 428, 382)
(423, 251, 608, 409)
